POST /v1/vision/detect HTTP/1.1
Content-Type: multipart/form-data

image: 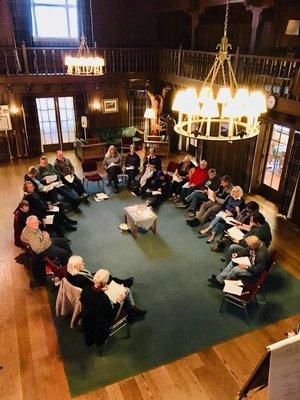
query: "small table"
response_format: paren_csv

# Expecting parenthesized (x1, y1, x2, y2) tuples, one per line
(124, 204, 157, 239)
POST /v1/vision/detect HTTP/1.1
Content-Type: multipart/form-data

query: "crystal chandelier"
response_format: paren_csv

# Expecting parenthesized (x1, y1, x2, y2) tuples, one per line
(65, 35, 105, 76)
(172, 0, 266, 142)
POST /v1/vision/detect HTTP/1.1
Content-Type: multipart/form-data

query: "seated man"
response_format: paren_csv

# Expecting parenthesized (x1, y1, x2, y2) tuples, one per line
(184, 168, 220, 218)
(146, 171, 171, 211)
(223, 211, 272, 264)
(66, 255, 134, 289)
(134, 148, 162, 196)
(80, 269, 147, 331)
(176, 159, 209, 208)
(124, 145, 141, 190)
(25, 166, 59, 205)
(186, 175, 232, 227)
(54, 150, 88, 200)
(38, 155, 80, 210)
(208, 236, 269, 289)
(21, 215, 72, 267)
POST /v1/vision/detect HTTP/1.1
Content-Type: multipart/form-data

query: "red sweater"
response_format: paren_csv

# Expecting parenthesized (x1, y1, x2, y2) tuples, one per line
(189, 167, 209, 187)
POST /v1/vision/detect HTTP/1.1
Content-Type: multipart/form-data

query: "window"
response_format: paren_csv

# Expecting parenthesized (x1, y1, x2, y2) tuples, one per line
(263, 124, 290, 191)
(31, 0, 78, 40)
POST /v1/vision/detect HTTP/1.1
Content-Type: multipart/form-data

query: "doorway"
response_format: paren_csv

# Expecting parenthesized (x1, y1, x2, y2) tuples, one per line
(36, 96, 76, 152)
(259, 123, 290, 203)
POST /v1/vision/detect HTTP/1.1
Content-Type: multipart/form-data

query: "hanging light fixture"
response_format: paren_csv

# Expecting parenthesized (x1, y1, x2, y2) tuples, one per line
(65, 35, 105, 76)
(172, 0, 266, 141)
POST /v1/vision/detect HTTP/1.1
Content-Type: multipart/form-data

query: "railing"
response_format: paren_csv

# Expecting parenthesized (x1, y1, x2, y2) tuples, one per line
(0, 44, 299, 101)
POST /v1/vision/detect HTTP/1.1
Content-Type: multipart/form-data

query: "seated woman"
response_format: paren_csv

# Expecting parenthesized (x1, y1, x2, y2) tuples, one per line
(38, 156, 80, 209)
(211, 201, 259, 252)
(134, 148, 162, 196)
(169, 155, 195, 201)
(66, 255, 134, 289)
(124, 145, 140, 190)
(14, 200, 33, 248)
(23, 181, 77, 236)
(199, 186, 245, 243)
(80, 269, 147, 327)
(25, 166, 59, 205)
(146, 171, 170, 211)
(103, 145, 122, 190)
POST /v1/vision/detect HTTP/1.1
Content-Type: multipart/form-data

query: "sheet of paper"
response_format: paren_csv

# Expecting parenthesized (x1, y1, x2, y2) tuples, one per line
(225, 216, 238, 225)
(42, 182, 55, 193)
(95, 192, 109, 200)
(207, 188, 215, 202)
(105, 281, 126, 304)
(125, 166, 135, 170)
(44, 215, 54, 225)
(216, 211, 228, 220)
(53, 181, 64, 188)
(223, 280, 244, 296)
(172, 174, 181, 182)
(50, 206, 60, 212)
(152, 190, 162, 195)
(227, 226, 245, 241)
(182, 182, 190, 189)
(232, 256, 251, 266)
(64, 174, 74, 183)
(45, 174, 57, 184)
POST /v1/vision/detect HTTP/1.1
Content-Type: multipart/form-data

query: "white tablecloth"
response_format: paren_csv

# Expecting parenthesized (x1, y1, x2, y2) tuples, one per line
(124, 204, 157, 231)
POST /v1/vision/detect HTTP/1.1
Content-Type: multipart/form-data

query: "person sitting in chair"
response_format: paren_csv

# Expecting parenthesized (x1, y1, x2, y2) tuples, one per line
(134, 148, 162, 197)
(103, 145, 123, 191)
(124, 145, 140, 190)
(80, 269, 147, 325)
(169, 155, 195, 201)
(146, 171, 171, 211)
(25, 166, 60, 205)
(54, 150, 88, 200)
(208, 236, 269, 289)
(66, 255, 134, 289)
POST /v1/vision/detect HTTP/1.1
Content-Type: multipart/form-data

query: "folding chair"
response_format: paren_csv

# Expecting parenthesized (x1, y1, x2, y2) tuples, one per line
(81, 159, 103, 193)
(219, 271, 267, 322)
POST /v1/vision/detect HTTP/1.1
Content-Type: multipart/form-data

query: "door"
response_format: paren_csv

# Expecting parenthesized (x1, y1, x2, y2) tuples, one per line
(259, 123, 290, 203)
(36, 96, 76, 152)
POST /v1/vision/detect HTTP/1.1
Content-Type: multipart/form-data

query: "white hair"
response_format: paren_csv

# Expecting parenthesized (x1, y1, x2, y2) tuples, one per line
(67, 255, 84, 275)
(26, 215, 39, 225)
(93, 269, 110, 287)
(231, 186, 243, 198)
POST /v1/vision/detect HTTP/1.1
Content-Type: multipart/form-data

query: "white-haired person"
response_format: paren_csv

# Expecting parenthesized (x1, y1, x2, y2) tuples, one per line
(208, 236, 269, 289)
(103, 145, 122, 190)
(199, 186, 245, 243)
(80, 268, 147, 325)
(66, 255, 134, 289)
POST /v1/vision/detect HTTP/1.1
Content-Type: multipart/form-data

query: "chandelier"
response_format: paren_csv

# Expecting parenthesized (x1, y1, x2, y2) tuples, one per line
(172, 0, 266, 142)
(65, 35, 105, 76)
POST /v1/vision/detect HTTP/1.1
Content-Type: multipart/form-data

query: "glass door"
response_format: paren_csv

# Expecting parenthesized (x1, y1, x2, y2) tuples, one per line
(36, 96, 76, 152)
(260, 124, 290, 202)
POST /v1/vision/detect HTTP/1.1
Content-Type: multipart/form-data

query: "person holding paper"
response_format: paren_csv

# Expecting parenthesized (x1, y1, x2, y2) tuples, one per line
(184, 169, 221, 218)
(66, 256, 134, 289)
(208, 236, 269, 289)
(186, 175, 233, 227)
(38, 156, 80, 210)
(199, 186, 245, 243)
(133, 148, 162, 197)
(176, 160, 209, 208)
(103, 145, 123, 191)
(211, 201, 259, 253)
(124, 145, 141, 189)
(223, 212, 272, 264)
(169, 155, 195, 201)
(25, 166, 60, 205)
(80, 269, 147, 326)
(54, 150, 88, 199)
(145, 171, 170, 211)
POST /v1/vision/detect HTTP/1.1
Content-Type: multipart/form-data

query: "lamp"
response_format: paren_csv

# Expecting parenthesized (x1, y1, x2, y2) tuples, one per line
(144, 108, 155, 119)
(172, 0, 266, 142)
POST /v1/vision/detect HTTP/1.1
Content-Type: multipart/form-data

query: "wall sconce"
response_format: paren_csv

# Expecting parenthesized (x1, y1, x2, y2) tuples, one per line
(91, 101, 101, 111)
(10, 105, 19, 114)
(285, 20, 300, 36)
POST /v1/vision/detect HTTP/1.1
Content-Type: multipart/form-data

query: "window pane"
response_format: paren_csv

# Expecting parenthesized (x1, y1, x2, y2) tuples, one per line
(68, 0, 77, 5)
(34, 0, 67, 5)
(35, 7, 68, 38)
(68, 8, 78, 38)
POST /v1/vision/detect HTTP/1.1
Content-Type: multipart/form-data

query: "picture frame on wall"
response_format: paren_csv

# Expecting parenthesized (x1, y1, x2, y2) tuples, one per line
(103, 98, 119, 114)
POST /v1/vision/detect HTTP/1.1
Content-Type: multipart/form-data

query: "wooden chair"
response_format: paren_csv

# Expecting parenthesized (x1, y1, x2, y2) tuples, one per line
(120, 137, 133, 156)
(165, 160, 178, 181)
(219, 271, 268, 322)
(81, 159, 103, 193)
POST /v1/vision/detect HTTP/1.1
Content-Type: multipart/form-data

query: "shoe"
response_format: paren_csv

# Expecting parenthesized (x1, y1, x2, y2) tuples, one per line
(65, 224, 77, 232)
(186, 218, 200, 227)
(185, 211, 196, 218)
(211, 246, 223, 253)
(80, 193, 89, 199)
(123, 277, 134, 288)
(30, 280, 46, 289)
(206, 235, 215, 244)
(131, 191, 138, 197)
(208, 277, 224, 289)
(65, 238, 72, 244)
(146, 188, 152, 193)
(221, 257, 226, 262)
(127, 307, 148, 323)
(66, 218, 77, 225)
(176, 202, 187, 208)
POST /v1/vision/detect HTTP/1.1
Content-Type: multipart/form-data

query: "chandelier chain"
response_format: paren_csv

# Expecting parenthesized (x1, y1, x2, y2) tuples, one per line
(224, 0, 230, 37)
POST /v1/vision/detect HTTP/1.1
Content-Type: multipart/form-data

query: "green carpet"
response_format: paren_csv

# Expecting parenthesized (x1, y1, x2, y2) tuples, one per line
(48, 190, 300, 397)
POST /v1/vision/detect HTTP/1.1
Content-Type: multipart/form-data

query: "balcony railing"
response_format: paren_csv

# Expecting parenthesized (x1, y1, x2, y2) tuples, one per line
(0, 44, 299, 101)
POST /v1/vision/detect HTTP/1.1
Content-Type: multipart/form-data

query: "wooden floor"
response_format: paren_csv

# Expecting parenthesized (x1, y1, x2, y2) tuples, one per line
(0, 151, 299, 400)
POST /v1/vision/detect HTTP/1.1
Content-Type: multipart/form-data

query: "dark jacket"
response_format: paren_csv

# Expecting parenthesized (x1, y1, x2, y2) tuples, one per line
(176, 161, 194, 178)
(66, 271, 93, 289)
(125, 153, 140, 170)
(143, 155, 162, 172)
(246, 243, 269, 277)
(23, 192, 49, 217)
(240, 222, 272, 248)
(54, 157, 75, 177)
(221, 196, 245, 217)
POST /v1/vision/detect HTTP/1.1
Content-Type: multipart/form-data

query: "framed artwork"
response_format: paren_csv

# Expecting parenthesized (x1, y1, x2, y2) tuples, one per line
(103, 98, 119, 113)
